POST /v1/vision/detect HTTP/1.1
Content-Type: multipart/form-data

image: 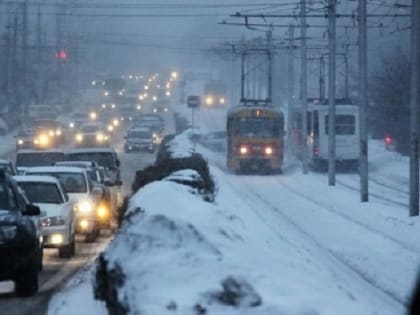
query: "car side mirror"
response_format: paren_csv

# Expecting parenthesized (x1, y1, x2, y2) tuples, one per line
(64, 193, 69, 202)
(115, 160, 121, 167)
(25, 204, 41, 216)
(104, 179, 113, 186)
(115, 180, 123, 187)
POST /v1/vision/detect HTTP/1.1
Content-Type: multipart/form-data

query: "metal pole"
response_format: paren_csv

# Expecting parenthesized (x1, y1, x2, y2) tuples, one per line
(287, 24, 295, 144)
(359, 0, 369, 202)
(409, 0, 420, 216)
(319, 56, 325, 100)
(301, 0, 309, 174)
(241, 52, 245, 101)
(328, 0, 336, 186)
(344, 45, 349, 100)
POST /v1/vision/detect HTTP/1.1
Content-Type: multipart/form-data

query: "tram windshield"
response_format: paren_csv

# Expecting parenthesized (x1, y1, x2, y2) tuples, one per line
(235, 118, 280, 138)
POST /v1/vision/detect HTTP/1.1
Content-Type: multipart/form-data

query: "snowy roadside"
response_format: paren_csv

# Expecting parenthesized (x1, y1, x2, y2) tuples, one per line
(47, 129, 415, 315)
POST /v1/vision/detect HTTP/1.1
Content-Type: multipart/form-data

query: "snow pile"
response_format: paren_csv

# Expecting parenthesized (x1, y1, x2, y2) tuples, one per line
(166, 128, 196, 158)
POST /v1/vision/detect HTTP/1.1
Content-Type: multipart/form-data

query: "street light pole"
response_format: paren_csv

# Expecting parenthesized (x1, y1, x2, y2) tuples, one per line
(301, 0, 309, 174)
(409, 0, 420, 216)
(359, 0, 369, 202)
(328, 0, 336, 186)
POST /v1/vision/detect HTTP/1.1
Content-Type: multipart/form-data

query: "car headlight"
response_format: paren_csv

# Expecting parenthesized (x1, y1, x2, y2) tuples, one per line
(219, 97, 225, 104)
(75, 201, 93, 214)
(205, 96, 214, 105)
(18, 139, 24, 145)
(49, 130, 55, 137)
(96, 133, 105, 142)
(0, 226, 17, 241)
(42, 216, 66, 227)
(76, 134, 83, 142)
(69, 122, 75, 128)
(56, 129, 62, 136)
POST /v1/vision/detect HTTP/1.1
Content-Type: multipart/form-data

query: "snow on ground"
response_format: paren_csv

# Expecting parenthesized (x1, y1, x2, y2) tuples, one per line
(48, 126, 419, 315)
(48, 265, 107, 315)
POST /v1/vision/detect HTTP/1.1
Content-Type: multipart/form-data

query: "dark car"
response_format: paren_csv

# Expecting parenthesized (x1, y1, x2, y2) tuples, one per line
(0, 171, 42, 297)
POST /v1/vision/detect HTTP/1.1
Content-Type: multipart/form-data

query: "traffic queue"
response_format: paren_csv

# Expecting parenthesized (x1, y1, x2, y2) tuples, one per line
(0, 72, 173, 297)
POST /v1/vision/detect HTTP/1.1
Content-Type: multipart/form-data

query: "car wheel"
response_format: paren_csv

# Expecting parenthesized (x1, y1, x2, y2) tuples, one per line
(15, 262, 39, 297)
(59, 242, 74, 258)
(85, 228, 98, 243)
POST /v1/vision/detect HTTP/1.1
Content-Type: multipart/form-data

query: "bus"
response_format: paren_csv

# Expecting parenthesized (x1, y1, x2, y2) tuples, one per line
(226, 106, 285, 174)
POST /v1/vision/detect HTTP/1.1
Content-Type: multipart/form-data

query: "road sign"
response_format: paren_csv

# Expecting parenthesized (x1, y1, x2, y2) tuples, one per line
(187, 95, 200, 108)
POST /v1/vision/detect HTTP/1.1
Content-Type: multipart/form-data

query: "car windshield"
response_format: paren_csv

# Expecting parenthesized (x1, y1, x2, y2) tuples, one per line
(27, 172, 87, 194)
(128, 131, 151, 138)
(16, 153, 65, 167)
(67, 152, 115, 169)
(18, 182, 63, 204)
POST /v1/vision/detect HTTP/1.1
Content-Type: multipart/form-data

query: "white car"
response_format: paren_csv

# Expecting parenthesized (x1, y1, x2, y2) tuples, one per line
(25, 166, 101, 242)
(14, 175, 76, 258)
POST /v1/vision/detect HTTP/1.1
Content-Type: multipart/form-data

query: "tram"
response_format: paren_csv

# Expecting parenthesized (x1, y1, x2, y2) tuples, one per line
(226, 106, 285, 174)
(291, 101, 360, 170)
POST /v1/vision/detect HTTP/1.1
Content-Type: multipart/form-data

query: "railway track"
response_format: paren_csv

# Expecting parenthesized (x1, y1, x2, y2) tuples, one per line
(222, 173, 409, 308)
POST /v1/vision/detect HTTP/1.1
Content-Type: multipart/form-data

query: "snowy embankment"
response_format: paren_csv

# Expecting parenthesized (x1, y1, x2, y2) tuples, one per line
(48, 128, 417, 315)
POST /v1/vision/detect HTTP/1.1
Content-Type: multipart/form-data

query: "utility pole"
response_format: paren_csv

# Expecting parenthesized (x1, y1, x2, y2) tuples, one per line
(301, 0, 309, 174)
(359, 0, 369, 202)
(409, 0, 420, 216)
(287, 24, 295, 143)
(344, 45, 349, 100)
(328, 0, 336, 186)
(36, 5, 42, 103)
(319, 56, 325, 100)
(21, 0, 29, 114)
(11, 15, 18, 112)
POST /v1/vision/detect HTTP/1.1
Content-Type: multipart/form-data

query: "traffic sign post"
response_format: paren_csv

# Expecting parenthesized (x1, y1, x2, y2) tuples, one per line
(187, 95, 201, 152)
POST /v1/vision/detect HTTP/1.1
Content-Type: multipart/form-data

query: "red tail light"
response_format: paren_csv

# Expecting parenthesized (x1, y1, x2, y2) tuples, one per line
(385, 136, 392, 145)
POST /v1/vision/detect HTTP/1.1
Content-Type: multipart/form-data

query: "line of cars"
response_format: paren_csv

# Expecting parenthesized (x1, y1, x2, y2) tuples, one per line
(0, 147, 122, 297)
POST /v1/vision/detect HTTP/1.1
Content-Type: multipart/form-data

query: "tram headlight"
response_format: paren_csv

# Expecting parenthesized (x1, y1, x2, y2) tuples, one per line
(265, 146, 273, 156)
(239, 145, 248, 155)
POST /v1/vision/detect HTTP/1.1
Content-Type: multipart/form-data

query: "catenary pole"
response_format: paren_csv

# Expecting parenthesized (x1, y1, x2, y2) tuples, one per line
(359, 0, 369, 202)
(301, 0, 308, 174)
(328, 0, 336, 186)
(409, 0, 420, 216)
(287, 24, 294, 147)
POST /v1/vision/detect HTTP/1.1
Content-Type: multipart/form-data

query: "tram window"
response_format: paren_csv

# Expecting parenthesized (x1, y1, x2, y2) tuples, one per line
(325, 115, 355, 135)
(307, 112, 312, 134)
(235, 118, 279, 138)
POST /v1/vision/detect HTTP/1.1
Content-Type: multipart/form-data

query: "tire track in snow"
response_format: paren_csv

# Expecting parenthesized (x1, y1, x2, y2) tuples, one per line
(243, 178, 413, 307)
(220, 172, 407, 309)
